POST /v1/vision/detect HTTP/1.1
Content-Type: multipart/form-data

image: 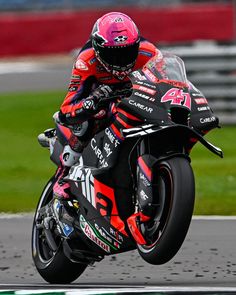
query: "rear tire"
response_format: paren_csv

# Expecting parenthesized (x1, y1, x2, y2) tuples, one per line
(138, 157, 195, 265)
(32, 177, 87, 284)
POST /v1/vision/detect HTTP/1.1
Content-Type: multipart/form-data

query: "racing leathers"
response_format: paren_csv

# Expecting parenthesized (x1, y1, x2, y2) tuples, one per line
(53, 38, 158, 198)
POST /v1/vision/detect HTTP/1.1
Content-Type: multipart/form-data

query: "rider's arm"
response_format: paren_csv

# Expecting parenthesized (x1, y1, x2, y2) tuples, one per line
(59, 75, 113, 125)
(58, 46, 100, 125)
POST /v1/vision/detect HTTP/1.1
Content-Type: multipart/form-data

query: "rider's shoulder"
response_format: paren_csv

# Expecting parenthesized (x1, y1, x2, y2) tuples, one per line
(139, 38, 159, 56)
(74, 41, 97, 71)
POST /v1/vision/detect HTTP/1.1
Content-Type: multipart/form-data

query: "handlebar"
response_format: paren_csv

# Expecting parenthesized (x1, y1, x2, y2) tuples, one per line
(97, 88, 132, 107)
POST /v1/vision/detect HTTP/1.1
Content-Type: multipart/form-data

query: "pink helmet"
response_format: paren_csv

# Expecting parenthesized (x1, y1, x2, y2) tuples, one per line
(91, 12, 140, 79)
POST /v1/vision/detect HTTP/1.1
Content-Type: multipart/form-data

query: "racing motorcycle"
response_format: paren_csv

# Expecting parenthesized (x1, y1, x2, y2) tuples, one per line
(32, 52, 223, 284)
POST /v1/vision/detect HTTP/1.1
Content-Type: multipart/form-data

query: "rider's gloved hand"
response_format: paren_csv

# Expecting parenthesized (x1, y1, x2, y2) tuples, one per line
(92, 85, 113, 101)
(82, 85, 113, 112)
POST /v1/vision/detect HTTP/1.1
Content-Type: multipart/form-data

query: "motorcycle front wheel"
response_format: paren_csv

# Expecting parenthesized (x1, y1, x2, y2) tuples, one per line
(31, 176, 87, 284)
(137, 157, 195, 265)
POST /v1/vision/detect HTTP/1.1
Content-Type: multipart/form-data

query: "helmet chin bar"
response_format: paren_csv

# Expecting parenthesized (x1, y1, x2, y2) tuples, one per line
(111, 68, 133, 80)
(95, 52, 134, 80)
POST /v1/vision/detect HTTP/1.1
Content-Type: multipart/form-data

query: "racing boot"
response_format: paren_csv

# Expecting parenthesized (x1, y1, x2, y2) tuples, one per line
(53, 145, 81, 199)
(38, 128, 56, 151)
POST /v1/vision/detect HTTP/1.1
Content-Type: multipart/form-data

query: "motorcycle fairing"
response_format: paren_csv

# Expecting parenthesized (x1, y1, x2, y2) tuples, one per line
(69, 178, 136, 255)
(66, 129, 138, 255)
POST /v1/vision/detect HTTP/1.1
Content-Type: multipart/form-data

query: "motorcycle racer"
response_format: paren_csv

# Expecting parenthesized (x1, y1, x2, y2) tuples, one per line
(50, 11, 159, 199)
(42, 11, 219, 228)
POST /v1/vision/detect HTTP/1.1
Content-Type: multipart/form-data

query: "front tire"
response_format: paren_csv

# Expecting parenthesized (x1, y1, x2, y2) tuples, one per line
(138, 157, 195, 265)
(32, 177, 87, 284)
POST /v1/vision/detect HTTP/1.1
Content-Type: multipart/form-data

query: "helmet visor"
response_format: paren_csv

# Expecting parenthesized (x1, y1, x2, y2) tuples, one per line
(98, 42, 139, 70)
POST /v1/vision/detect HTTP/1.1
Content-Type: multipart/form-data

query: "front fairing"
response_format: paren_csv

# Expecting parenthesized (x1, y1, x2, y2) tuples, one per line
(117, 52, 191, 125)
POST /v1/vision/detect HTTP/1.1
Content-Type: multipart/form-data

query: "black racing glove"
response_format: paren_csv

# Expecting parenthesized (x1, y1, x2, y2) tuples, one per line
(82, 85, 113, 112)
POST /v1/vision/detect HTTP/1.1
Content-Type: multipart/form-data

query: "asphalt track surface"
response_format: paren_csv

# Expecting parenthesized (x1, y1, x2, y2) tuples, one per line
(0, 55, 73, 93)
(1, 214, 236, 291)
(1, 56, 236, 293)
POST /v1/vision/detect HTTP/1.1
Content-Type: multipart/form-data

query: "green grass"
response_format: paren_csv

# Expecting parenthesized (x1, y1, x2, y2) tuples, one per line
(191, 126, 236, 215)
(0, 90, 66, 212)
(0, 91, 235, 214)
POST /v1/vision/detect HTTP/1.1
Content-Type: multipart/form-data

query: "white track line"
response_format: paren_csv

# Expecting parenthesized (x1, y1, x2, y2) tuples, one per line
(0, 286, 235, 294)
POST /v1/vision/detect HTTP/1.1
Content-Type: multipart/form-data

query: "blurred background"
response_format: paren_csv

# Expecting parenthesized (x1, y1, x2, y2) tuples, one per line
(0, 0, 235, 214)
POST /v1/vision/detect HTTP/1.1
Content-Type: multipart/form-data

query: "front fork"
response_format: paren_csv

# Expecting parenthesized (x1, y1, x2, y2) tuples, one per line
(127, 153, 158, 245)
(136, 154, 157, 218)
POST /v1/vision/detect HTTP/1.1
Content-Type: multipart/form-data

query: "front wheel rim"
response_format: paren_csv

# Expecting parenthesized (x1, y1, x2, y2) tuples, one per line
(138, 164, 173, 252)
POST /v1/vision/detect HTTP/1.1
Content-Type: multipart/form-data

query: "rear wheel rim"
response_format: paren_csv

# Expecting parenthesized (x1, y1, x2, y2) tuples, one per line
(32, 179, 59, 265)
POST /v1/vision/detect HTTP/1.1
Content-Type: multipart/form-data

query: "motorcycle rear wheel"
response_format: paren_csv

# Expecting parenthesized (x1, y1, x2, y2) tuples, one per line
(31, 177, 87, 284)
(137, 157, 195, 265)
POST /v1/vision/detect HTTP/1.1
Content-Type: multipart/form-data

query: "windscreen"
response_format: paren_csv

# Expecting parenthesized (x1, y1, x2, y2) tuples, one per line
(144, 51, 188, 85)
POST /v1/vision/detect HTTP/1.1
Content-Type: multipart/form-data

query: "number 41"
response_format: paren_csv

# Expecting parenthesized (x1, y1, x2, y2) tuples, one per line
(161, 88, 191, 110)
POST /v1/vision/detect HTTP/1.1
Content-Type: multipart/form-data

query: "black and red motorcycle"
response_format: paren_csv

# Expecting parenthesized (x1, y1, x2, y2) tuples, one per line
(32, 52, 223, 284)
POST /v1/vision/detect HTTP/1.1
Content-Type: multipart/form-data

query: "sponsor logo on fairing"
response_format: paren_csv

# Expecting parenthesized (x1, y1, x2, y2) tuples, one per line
(135, 80, 157, 89)
(105, 128, 120, 147)
(104, 143, 112, 157)
(110, 227, 124, 242)
(91, 138, 108, 167)
(67, 166, 96, 207)
(134, 91, 155, 102)
(132, 71, 146, 81)
(194, 98, 208, 104)
(129, 100, 153, 113)
(95, 223, 122, 248)
(143, 68, 158, 83)
(140, 172, 151, 187)
(95, 223, 113, 243)
(133, 84, 156, 95)
(140, 189, 149, 200)
(197, 106, 210, 112)
(200, 116, 216, 123)
(80, 215, 110, 252)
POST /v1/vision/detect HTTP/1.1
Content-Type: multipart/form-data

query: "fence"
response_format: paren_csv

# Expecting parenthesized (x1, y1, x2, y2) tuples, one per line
(164, 43, 236, 125)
